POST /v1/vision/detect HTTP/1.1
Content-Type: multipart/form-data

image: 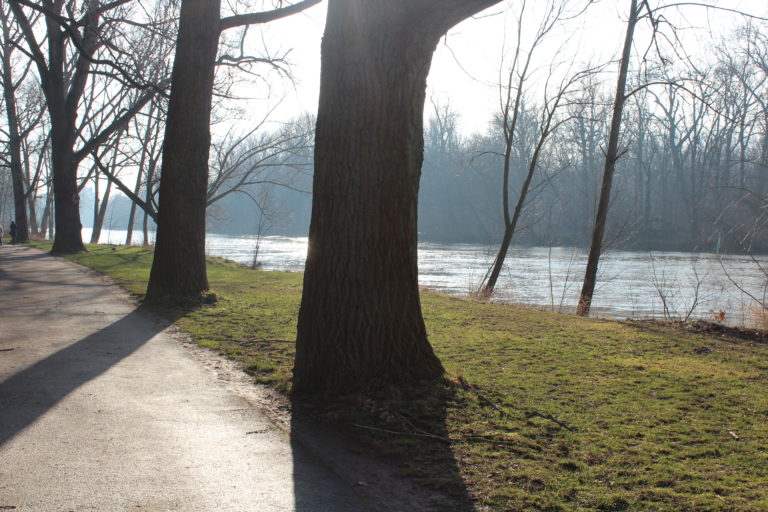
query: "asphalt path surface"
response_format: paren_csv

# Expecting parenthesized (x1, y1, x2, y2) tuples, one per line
(0, 245, 372, 511)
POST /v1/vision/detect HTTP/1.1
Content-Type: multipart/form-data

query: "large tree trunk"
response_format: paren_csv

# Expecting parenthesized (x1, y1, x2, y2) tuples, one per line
(49, 106, 85, 253)
(145, 0, 321, 298)
(576, 0, 638, 316)
(91, 168, 100, 241)
(293, 0, 501, 395)
(146, 0, 220, 300)
(10, 0, 139, 253)
(41, 8, 87, 254)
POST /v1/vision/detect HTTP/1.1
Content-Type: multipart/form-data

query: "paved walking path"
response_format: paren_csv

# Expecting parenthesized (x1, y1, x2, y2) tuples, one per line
(0, 246, 371, 511)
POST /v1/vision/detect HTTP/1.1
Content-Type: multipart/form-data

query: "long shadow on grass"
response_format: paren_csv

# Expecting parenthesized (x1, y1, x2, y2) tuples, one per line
(290, 381, 473, 511)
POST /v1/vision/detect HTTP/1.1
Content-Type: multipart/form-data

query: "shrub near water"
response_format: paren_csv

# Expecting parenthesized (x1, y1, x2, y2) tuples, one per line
(35, 242, 768, 511)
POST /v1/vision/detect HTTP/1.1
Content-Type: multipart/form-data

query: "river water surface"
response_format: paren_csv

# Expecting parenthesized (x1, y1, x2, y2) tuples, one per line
(85, 229, 768, 327)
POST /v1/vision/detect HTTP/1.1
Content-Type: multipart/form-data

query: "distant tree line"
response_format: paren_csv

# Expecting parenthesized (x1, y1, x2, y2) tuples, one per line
(2, 3, 766, 259)
(210, 17, 768, 261)
(419, 22, 768, 255)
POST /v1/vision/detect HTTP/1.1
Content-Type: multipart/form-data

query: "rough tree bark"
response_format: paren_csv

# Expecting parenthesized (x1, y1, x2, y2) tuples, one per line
(293, 0, 503, 395)
(576, 0, 639, 316)
(145, 0, 321, 300)
(145, 0, 220, 299)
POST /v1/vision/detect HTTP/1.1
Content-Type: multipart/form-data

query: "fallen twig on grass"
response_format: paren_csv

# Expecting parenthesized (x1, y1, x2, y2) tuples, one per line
(353, 424, 452, 443)
(240, 338, 294, 345)
(455, 375, 507, 417)
(526, 410, 573, 431)
(475, 391, 507, 417)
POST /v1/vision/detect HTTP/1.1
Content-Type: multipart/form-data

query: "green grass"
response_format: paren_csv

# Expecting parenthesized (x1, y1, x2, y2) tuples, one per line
(30, 241, 768, 511)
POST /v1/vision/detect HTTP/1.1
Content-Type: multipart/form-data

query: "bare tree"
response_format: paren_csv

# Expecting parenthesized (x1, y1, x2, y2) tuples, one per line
(125, 99, 164, 245)
(576, 0, 640, 316)
(478, 0, 597, 297)
(7, 0, 169, 253)
(206, 113, 313, 207)
(0, 2, 42, 243)
(145, 0, 321, 301)
(18, 92, 50, 236)
(477, 0, 567, 296)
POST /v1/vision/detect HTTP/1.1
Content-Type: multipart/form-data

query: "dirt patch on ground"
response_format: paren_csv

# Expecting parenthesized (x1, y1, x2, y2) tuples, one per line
(629, 318, 768, 343)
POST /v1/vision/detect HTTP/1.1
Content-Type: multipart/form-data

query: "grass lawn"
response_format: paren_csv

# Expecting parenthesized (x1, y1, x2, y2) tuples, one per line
(31, 242, 768, 511)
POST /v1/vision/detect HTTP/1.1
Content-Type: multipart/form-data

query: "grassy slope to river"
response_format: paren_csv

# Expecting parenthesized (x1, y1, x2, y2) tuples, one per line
(32, 242, 768, 511)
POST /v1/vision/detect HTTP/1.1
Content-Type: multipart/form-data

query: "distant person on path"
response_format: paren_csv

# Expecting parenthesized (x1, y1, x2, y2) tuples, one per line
(9, 220, 16, 245)
(0, 224, 4, 246)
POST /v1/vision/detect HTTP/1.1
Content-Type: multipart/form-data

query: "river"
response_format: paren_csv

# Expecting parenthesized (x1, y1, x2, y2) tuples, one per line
(84, 229, 768, 327)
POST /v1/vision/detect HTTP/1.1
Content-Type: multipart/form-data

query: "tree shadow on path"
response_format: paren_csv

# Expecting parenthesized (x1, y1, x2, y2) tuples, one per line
(290, 382, 475, 511)
(0, 308, 174, 447)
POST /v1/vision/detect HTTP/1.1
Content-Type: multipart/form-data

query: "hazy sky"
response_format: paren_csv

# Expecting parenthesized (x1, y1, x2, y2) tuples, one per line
(233, 0, 767, 136)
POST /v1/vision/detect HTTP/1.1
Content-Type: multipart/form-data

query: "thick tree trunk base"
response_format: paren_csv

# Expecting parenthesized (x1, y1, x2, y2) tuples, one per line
(50, 186, 85, 254)
(145, 0, 219, 302)
(292, 1, 488, 396)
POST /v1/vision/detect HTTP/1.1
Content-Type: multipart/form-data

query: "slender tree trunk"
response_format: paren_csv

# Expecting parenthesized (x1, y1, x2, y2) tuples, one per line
(576, 0, 638, 316)
(1, 17, 29, 243)
(125, 182, 139, 244)
(91, 175, 112, 244)
(482, 138, 514, 296)
(0, 171, 8, 221)
(47, 192, 54, 239)
(25, 137, 50, 236)
(91, 168, 100, 241)
(126, 104, 156, 245)
(146, 0, 220, 299)
(26, 194, 38, 235)
(142, 180, 152, 245)
(761, 112, 768, 173)
(125, 153, 146, 246)
(4, 111, 29, 244)
(482, 144, 542, 296)
(40, 188, 51, 239)
(294, 0, 501, 394)
(142, 152, 159, 246)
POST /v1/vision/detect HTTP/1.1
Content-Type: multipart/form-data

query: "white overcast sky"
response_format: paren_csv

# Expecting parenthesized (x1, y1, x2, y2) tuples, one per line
(233, 0, 767, 137)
